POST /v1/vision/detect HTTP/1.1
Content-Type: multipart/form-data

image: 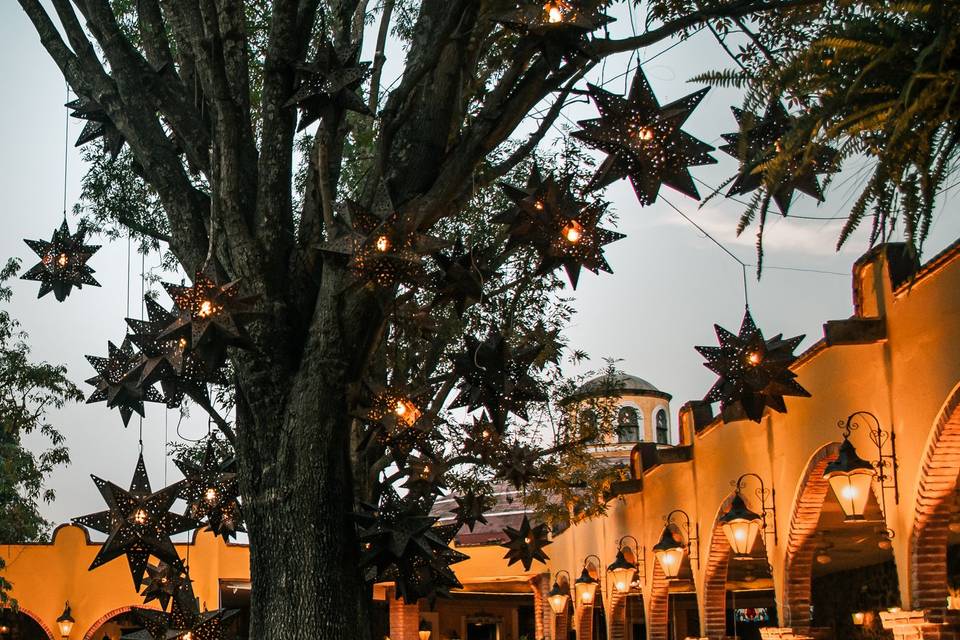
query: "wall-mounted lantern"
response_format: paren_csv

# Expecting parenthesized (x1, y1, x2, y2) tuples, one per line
(653, 510, 698, 579)
(607, 535, 643, 593)
(57, 603, 75, 639)
(719, 473, 777, 558)
(574, 555, 601, 606)
(547, 570, 571, 615)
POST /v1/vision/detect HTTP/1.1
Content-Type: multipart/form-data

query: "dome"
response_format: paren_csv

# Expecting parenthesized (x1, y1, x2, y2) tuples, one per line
(566, 372, 672, 402)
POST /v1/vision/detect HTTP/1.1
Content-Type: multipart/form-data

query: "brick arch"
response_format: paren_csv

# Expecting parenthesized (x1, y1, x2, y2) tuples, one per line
(82, 606, 140, 640)
(647, 556, 670, 640)
(702, 499, 735, 640)
(781, 442, 841, 632)
(910, 382, 960, 609)
(608, 589, 628, 640)
(12, 607, 56, 640)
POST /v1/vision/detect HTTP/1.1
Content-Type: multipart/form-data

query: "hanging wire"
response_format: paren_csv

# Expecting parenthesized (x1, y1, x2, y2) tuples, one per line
(62, 83, 70, 221)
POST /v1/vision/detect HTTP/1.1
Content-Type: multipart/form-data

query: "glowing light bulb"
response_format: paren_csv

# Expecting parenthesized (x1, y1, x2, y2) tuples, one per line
(395, 400, 407, 416)
(534, 200, 545, 211)
(198, 300, 214, 317)
(182, 633, 193, 640)
(205, 487, 219, 504)
(841, 485, 858, 500)
(635, 126, 654, 142)
(581, 590, 593, 603)
(735, 529, 746, 541)
(524, 536, 533, 544)
(562, 221, 582, 244)
(57, 253, 69, 267)
(482, 429, 490, 438)
(133, 509, 148, 525)
(544, 3, 563, 23)
(747, 351, 762, 365)
(376, 235, 391, 252)
(178, 337, 188, 349)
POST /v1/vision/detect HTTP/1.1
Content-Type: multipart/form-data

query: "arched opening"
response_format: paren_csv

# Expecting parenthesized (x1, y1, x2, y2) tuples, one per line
(648, 528, 700, 640)
(618, 406, 642, 443)
(910, 383, 960, 610)
(655, 410, 669, 445)
(0, 609, 54, 640)
(783, 443, 900, 637)
(82, 608, 141, 640)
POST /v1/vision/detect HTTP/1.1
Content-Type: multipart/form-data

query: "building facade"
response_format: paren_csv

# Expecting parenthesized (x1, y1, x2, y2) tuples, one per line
(4, 240, 960, 640)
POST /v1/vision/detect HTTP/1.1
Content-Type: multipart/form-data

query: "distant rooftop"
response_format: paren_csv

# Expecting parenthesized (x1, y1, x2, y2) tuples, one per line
(566, 372, 672, 402)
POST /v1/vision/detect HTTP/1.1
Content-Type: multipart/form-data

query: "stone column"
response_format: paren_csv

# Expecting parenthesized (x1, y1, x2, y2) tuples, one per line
(531, 574, 553, 640)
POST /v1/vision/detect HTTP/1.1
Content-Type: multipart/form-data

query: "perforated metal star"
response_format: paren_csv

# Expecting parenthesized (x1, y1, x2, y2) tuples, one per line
(451, 331, 547, 433)
(402, 456, 448, 498)
(451, 491, 491, 532)
(72, 454, 198, 589)
(174, 441, 244, 541)
(695, 309, 810, 423)
(126, 597, 237, 640)
(719, 102, 838, 214)
(573, 70, 716, 206)
(160, 266, 256, 373)
(85, 337, 164, 427)
(127, 298, 223, 408)
(21, 220, 101, 301)
(319, 184, 447, 288)
(429, 247, 494, 316)
(496, 443, 540, 489)
(497, 169, 623, 288)
(140, 561, 193, 611)
(461, 416, 502, 463)
(501, 515, 552, 571)
(285, 39, 372, 130)
(66, 96, 126, 158)
(495, 1, 614, 66)
(356, 488, 468, 603)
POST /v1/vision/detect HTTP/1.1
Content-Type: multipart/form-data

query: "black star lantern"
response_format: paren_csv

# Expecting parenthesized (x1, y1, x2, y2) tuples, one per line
(140, 561, 193, 611)
(356, 488, 469, 603)
(320, 184, 448, 289)
(719, 102, 838, 214)
(66, 96, 126, 158)
(497, 170, 624, 289)
(695, 309, 810, 422)
(497, 443, 540, 489)
(495, 1, 614, 66)
(127, 298, 224, 408)
(451, 491, 491, 532)
(72, 454, 198, 589)
(286, 39, 372, 130)
(501, 515, 552, 571)
(21, 220, 101, 301)
(402, 456, 448, 499)
(429, 247, 494, 316)
(85, 337, 164, 426)
(174, 441, 244, 541)
(451, 331, 547, 433)
(572, 70, 716, 206)
(160, 266, 257, 373)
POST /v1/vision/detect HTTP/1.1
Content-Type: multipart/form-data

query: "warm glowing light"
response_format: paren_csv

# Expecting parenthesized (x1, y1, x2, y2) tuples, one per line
(133, 509, 148, 525)
(562, 221, 583, 244)
(393, 398, 421, 426)
(635, 126, 655, 142)
(544, 2, 564, 23)
(852, 612, 865, 626)
(178, 338, 188, 349)
(841, 485, 857, 500)
(548, 591, 569, 615)
(376, 235, 391, 252)
(524, 536, 532, 544)
(747, 351, 762, 365)
(534, 200, 544, 211)
(57, 253, 69, 268)
(653, 525, 687, 579)
(182, 633, 194, 640)
(205, 487, 219, 504)
(815, 552, 832, 565)
(824, 438, 876, 521)
(198, 300, 214, 317)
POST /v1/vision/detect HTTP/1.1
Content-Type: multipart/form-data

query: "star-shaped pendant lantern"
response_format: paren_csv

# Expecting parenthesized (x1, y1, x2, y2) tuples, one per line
(573, 70, 716, 206)
(320, 184, 448, 289)
(126, 597, 237, 640)
(402, 456, 449, 499)
(429, 246, 494, 316)
(21, 220, 101, 301)
(496, 443, 541, 490)
(160, 266, 257, 373)
(127, 298, 224, 408)
(356, 488, 469, 603)
(72, 454, 198, 589)
(497, 169, 624, 288)
(695, 309, 810, 422)
(286, 39, 372, 130)
(140, 561, 193, 611)
(461, 416, 503, 463)
(719, 102, 839, 214)
(85, 337, 164, 426)
(501, 515, 552, 571)
(174, 441, 244, 541)
(450, 331, 547, 433)
(66, 96, 126, 158)
(495, 1, 614, 67)
(451, 491, 492, 532)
